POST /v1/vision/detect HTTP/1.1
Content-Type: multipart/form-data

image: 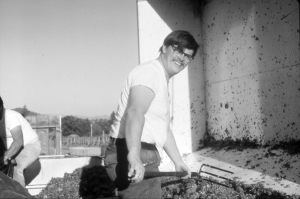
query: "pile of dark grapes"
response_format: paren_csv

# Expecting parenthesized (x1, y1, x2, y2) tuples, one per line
(35, 165, 115, 199)
(161, 176, 300, 199)
(35, 165, 299, 199)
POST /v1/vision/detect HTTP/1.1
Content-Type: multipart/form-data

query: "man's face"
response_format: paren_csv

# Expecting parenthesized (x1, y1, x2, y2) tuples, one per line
(162, 45, 194, 77)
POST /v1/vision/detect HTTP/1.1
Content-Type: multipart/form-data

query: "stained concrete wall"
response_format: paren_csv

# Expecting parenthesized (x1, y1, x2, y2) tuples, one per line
(204, 0, 300, 144)
(137, 0, 205, 156)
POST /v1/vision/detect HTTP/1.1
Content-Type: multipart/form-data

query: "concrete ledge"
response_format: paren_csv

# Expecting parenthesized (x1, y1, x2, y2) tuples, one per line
(25, 156, 103, 196)
(69, 147, 101, 156)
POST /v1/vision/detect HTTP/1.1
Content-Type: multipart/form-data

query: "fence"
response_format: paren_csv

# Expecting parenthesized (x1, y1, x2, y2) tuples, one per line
(26, 114, 62, 155)
(62, 134, 110, 148)
(26, 114, 111, 155)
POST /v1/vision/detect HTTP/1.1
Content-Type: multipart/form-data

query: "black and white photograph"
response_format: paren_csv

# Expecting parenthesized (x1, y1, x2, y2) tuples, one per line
(0, 0, 299, 198)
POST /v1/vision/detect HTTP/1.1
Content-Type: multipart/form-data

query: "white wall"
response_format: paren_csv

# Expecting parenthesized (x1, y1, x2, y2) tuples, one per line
(137, 0, 205, 156)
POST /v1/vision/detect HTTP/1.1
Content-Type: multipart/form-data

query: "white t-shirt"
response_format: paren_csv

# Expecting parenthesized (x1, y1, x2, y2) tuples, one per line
(1, 109, 39, 148)
(110, 59, 170, 151)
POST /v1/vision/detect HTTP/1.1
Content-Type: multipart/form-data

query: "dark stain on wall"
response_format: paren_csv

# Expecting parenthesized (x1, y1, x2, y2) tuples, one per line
(225, 103, 229, 109)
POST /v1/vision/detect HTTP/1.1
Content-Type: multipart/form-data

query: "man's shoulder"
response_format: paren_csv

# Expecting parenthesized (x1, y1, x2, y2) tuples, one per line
(138, 59, 160, 68)
(5, 109, 17, 115)
(133, 60, 161, 75)
(4, 109, 23, 128)
(5, 109, 22, 119)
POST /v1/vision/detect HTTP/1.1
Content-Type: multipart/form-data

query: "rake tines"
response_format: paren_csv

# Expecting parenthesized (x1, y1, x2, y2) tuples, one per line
(198, 164, 234, 188)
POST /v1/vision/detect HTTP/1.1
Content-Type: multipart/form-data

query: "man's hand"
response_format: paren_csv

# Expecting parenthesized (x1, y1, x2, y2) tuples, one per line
(0, 155, 9, 165)
(3, 155, 9, 165)
(175, 162, 191, 178)
(127, 151, 145, 183)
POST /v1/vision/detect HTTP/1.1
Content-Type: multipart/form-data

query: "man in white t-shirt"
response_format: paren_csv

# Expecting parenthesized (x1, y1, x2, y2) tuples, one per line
(0, 96, 41, 187)
(105, 30, 199, 198)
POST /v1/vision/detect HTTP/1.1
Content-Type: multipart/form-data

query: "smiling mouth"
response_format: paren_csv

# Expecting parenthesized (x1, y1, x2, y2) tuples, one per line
(174, 61, 183, 67)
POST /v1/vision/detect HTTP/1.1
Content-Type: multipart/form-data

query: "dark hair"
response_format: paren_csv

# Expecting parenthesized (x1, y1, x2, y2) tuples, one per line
(159, 30, 199, 58)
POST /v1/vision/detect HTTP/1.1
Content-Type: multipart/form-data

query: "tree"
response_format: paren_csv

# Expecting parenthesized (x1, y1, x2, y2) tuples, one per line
(79, 119, 91, 137)
(95, 111, 115, 134)
(62, 116, 78, 136)
(61, 116, 90, 137)
(61, 112, 115, 137)
(96, 119, 109, 134)
(21, 105, 29, 117)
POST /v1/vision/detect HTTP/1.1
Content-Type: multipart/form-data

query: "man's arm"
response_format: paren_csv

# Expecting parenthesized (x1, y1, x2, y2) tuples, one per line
(163, 128, 191, 177)
(3, 125, 24, 164)
(125, 85, 154, 183)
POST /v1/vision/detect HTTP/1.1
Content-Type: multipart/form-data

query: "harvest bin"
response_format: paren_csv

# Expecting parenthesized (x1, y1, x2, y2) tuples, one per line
(25, 156, 103, 196)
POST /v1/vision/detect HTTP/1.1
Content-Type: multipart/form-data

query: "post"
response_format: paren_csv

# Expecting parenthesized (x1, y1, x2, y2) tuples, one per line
(56, 115, 62, 155)
(90, 123, 93, 137)
(102, 130, 105, 144)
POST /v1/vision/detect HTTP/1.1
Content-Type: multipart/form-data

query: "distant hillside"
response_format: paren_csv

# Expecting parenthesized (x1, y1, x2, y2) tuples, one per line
(89, 115, 110, 120)
(13, 107, 39, 116)
(12, 107, 109, 120)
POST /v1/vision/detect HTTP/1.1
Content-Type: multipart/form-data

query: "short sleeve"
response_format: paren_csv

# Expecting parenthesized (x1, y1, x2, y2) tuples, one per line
(130, 65, 160, 94)
(6, 111, 22, 131)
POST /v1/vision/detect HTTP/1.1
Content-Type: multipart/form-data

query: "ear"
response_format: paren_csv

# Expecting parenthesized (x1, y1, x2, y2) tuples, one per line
(162, 45, 167, 54)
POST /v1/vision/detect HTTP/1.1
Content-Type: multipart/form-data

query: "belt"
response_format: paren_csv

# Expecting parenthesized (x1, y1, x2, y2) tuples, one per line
(110, 137, 157, 151)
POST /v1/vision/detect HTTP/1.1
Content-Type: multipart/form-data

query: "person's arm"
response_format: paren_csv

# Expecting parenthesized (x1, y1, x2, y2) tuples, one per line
(125, 85, 154, 183)
(163, 128, 191, 177)
(3, 125, 24, 164)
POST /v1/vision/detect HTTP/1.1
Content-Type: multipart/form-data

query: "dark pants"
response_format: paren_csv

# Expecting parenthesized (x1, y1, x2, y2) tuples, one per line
(104, 138, 162, 199)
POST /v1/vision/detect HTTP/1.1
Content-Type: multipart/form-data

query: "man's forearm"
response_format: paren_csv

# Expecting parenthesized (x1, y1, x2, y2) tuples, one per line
(4, 141, 22, 161)
(5, 125, 24, 162)
(163, 130, 184, 165)
(124, 110, 147, 181)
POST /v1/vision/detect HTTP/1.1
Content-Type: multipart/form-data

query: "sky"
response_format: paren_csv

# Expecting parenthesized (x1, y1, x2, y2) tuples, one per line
(0, 0, 139, 118)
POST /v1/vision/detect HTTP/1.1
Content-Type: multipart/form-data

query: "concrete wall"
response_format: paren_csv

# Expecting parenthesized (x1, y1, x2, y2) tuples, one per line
(137, 0, 206, 156)
(203, 0, 300, 144)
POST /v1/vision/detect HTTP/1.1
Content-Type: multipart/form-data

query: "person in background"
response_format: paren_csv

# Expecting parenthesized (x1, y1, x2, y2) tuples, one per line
(104, 30, 199, 198)
(0, 96, 41, 187)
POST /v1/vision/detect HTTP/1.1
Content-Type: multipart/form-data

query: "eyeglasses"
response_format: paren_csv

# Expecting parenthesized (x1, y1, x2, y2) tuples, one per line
(171, 45, 193, 63)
